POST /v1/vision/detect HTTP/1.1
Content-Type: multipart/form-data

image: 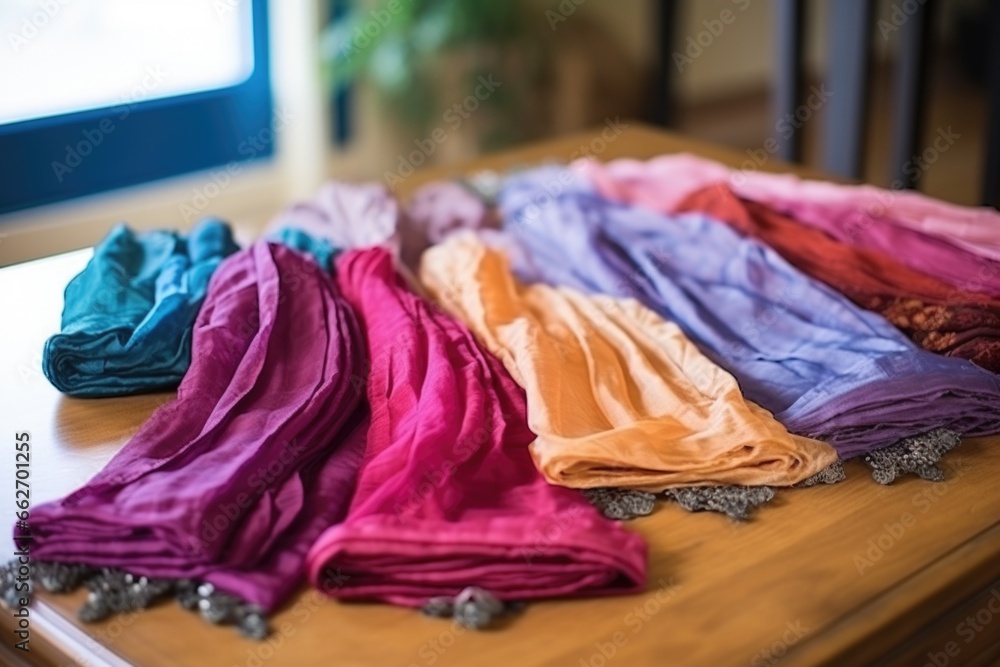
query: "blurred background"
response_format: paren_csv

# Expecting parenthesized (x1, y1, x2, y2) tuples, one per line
(0, 0, 994, 265)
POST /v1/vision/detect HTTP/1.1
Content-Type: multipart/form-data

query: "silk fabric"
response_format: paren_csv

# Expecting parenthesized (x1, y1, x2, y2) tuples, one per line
(43, 219, 238, 397)
(307, 248, 646, 606)
(420, 234, 837, 488)
(27, 243, 367, 612)
(497, 167, 1000, 457)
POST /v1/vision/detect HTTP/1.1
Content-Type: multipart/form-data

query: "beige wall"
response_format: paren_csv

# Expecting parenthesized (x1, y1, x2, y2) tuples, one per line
(578, 0, 968, 105)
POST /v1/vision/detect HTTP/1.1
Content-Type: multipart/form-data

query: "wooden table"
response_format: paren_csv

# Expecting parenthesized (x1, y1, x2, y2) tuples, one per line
(2, 124, 1000, 667)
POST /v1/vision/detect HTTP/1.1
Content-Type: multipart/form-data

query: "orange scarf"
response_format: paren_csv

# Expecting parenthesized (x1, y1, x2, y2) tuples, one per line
(420, 234, 837, 490)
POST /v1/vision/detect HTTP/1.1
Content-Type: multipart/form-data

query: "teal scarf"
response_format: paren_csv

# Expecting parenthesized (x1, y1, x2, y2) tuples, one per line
(43, 219, 238, 397)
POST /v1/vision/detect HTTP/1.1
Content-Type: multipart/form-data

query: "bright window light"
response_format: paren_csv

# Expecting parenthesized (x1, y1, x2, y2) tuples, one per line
(0, 0, 254, 125)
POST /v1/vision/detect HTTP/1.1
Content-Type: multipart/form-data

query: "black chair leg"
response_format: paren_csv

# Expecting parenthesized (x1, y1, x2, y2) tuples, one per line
(983, 1, 1000, 207)
(889, 0, 935, 189)
(822, 0, 874, 179)
(774, 0, 805, 163)
(650, 0, 679, 127)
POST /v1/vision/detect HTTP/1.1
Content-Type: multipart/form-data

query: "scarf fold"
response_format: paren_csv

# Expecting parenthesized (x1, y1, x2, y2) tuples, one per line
(306, 248, 646, 607)
(399, 180, 498, 269)
(419, 234, 837, 489)
(24, 242, 367, 614)
(497, 167, 1000, 458)
(42, 219, 239, 397)
(576, 154, 1000, 294)
(674, 184, 1000, 372)
(266, 181, 400, 256)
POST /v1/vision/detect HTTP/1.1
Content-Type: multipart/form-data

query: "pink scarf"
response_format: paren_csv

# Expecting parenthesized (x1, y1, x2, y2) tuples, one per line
(306, 248, 646, 606)
(576, 154, 1000, 294)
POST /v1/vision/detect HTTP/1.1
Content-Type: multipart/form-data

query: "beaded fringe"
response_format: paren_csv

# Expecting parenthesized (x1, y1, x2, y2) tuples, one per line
(579, 466, 846, 522)
(1, 564, 527, 636)
(0, 561, 269, 639)
(420, 585, 523, 629)
(863, 428, 961, 485)
(0, 433, 964, 638)
(582, 428, 963, 522)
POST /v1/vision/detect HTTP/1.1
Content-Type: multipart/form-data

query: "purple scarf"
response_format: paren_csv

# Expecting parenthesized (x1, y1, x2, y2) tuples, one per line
(22, 243, 367, 616)
(498, 167, 1000, 457)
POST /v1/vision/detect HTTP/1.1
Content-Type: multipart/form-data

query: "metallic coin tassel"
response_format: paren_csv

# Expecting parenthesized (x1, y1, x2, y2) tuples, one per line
(864, 429, 961, 485)
(175, 580, 268, 639)
(421, 586, 523, 629)
(0, 560, 31, 609)
(663, 486, 776, 521)
(582, 488, 657, 520)
(77, 568, 173, 622)
(583, 485, 779, 521)
(0, 561, 269, 639)
(795, 460, 847, 487)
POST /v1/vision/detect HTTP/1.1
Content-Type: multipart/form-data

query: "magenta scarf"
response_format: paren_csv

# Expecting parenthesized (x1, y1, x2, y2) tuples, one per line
(306, 248, 646, 607)
(24, 243, 367, 613)
(577, 154, 1000, 297)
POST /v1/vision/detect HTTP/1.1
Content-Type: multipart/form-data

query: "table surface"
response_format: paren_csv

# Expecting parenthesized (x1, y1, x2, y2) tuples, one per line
(2, 123, 1000, 667)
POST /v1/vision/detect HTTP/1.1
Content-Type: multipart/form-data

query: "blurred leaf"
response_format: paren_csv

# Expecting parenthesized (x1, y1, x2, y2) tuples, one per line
(410, 6, 451, 54)
(319, 0, 531, 139)
(369, 35, 412, 93)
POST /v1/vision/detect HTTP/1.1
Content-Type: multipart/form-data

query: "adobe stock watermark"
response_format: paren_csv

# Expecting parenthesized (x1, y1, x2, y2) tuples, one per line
(63, 608, 140, 667)
(945, 258, 998, 305)
(545, 0, 587, 31)
(877, 0, 929, 40)
(749, 620, 811, 666)
(334, 0, 412, 62)
(383, 74, 503, 190)
(50, 66, 169, 182)
(179, 106, 294, 222)
(183, 436, 307, 557)
(16, 350, 44, 387)
(236, 567, 350, 667)
(577, 578, 680, 667)
(672, 0, 753, 73)
(567, 116, 630, 162)
(730, 84, 833, 186)
(848, 125, 961, 241)
(7, 0, 73, 52)
(213, 0, 244, 21)
(852, 457, 967, 576)
(409, 619, 468, 666)
(923, 587, 1000, 667)
(504, 116, 629, 230)
(733, 282, 809, 352)
(391, 428, 488, 521)
(520, 503, 589, 564)
(897, 125, 961, 184)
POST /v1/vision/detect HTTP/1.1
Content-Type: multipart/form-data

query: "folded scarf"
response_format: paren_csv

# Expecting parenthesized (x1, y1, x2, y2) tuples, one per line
(419, 234, 837, 489)
(399, 180, 498, 269)
(576, 154, 1000, 295)
(266, 181, 400, 256)
(42, 219, 239, 397)
(19, 243, 367, 636)
(674, 184, 1000, 373)
(498, 167, 1000, 458)
(306, 248, 646, 609)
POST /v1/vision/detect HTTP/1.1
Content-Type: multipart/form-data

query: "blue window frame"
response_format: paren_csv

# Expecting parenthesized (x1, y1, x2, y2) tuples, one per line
(0, 0, 273, 215)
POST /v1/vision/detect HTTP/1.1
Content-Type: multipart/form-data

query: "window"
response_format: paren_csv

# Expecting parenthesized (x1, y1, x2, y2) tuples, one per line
(0, 0, 272, 214)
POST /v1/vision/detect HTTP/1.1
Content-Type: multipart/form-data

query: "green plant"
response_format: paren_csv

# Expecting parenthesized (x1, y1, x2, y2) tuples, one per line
(321, 0, 531, 142)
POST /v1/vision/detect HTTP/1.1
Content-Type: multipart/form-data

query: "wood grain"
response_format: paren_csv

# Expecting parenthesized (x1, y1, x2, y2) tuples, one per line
(1, 123, 998, 667)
